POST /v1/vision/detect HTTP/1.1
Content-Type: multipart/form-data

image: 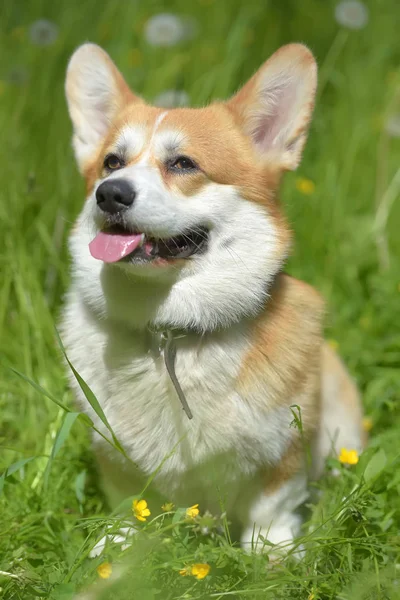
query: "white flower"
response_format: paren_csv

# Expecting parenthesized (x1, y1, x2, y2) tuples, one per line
(384, 114, 400, 138)
(29, 19, 59, 46)
(153, 90, 189, 108)
(144, 13, 196, 47)
(334, 1, 369, 30)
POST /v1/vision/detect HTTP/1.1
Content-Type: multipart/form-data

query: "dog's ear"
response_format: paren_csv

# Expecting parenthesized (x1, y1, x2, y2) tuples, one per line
(227, 44, 317, 171)
(65, 44, 141, 172)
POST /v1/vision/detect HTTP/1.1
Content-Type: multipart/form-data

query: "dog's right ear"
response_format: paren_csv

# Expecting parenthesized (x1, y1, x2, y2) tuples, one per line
(65, 44, 141, 172)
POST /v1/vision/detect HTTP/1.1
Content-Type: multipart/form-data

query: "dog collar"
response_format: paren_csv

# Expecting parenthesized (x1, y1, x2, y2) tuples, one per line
(147, 327, 193, 420)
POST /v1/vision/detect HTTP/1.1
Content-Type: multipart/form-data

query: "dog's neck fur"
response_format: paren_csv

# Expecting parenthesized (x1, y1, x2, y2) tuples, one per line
(74, 251, 283, 336)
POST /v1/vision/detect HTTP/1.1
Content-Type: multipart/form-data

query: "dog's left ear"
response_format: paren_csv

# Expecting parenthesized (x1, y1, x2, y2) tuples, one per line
(227, 44, 317, 170)
(65, 43, 141, 172)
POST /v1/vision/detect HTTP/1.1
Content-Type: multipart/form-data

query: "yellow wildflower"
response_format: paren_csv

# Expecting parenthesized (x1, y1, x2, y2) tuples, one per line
(186, 504, 200, 519)
(179, 563, 211, 579)
(338, 448, 359, 466)
(162, 502, 175, 512)
(191, 563, 211, 580)
(132, 498, 151, 522)
(296, 177, 315, 195)
(97, 562, 112, 579)
(362, 416, 373, 432)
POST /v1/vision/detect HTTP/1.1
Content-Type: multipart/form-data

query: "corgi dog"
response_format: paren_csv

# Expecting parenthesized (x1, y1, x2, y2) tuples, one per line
(62, 42, 364, 554)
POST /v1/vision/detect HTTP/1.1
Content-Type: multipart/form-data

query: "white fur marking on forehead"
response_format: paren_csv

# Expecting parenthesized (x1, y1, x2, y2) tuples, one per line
(115, 124, 147, 160)
(153, 111, 168, 131)
(138, 111, 168, 164)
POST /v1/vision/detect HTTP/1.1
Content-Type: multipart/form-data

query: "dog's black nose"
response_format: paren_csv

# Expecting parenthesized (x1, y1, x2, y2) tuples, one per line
(96, 179, 136, 214)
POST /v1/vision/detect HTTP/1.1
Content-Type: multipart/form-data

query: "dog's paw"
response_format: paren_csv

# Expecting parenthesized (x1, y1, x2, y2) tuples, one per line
(241, 512, 303, 561)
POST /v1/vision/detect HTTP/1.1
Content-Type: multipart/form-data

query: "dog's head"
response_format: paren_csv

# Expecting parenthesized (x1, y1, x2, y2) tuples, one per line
(65, 43, 317, 332)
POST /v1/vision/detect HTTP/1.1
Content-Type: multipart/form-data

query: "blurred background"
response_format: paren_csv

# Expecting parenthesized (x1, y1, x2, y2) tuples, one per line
(1, 1, 399, 599)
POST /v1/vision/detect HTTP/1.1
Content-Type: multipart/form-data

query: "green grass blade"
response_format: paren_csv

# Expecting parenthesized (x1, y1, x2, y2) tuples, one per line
(54, 328, 125, 453)
(43, 411, 80, 490)
(10, 367, 71, 413)
(0, 457, 37, 495)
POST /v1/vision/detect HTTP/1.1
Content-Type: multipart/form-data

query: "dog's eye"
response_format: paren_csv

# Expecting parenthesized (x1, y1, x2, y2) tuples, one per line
(104, 154, 123, 170)
(170, 156, 197, 171)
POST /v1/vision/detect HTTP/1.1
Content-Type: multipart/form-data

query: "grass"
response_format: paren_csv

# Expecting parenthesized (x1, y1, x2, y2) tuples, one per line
(1, 0, 400, 598)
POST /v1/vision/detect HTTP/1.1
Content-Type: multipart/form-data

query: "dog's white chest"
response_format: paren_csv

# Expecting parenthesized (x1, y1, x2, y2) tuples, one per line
(63, 297, 293, 497)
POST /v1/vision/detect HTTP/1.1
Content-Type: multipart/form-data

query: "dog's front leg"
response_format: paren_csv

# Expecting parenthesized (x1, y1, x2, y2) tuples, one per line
(241, 448, 308, 557)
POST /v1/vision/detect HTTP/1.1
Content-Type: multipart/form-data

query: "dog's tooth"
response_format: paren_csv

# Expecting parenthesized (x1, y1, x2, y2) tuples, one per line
(144, 241, 153, 256)
(138, 233, 145, 247)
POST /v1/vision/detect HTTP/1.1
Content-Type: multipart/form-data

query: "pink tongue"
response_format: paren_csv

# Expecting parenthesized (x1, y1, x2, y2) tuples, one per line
(89, 231, 143, 263)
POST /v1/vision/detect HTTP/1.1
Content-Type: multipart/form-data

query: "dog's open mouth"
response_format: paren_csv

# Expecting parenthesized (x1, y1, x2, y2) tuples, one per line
(89, 224, 209, 264)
